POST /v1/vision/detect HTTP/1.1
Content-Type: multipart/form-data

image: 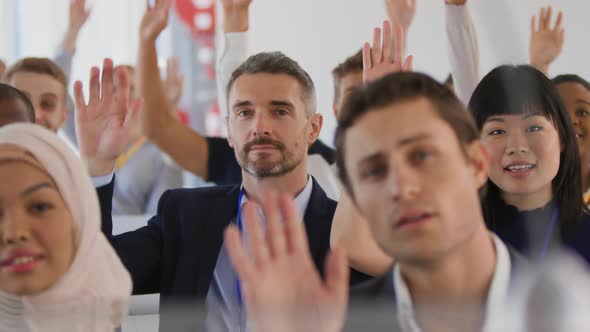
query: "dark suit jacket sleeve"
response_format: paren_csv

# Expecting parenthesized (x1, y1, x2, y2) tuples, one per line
(206, 136, 242, 185)
(308, 140, 335, 164)
(96, 176, 164, 295)
(96, 176, 115, 237)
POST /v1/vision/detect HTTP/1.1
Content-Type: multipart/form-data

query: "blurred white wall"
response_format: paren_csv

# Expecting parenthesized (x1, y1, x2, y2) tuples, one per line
(0, 0, 171, 94)
(0, 0, 589, 145)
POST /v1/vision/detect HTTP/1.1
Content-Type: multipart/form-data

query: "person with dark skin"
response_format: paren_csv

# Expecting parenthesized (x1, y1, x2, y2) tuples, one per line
(0, 83, 35, 127)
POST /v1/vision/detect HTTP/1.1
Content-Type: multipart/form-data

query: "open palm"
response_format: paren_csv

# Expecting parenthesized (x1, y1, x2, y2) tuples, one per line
(74, 59, 141, 176)
(140, 0, 172, 42)
(385, 0, 416, 32)
(220, 0, 252, 10)
(530, 6, 564, 70)
(68, 0, 91, 31)
(225, 193, 349, 332)
(363, 21, 413, 83)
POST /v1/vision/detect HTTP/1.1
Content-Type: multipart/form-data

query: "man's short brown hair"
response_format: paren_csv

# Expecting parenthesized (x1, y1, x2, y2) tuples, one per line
(3, 57, 68, 97)
(331, 49, 363, 105)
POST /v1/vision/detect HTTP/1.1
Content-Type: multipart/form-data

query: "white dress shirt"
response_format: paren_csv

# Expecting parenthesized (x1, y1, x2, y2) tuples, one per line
(393, 233, 511, 332)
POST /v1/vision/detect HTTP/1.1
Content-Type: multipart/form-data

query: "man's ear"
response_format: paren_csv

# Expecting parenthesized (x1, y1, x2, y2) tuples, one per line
(309, 113, 323, 145)
(466, 140, 490, 189)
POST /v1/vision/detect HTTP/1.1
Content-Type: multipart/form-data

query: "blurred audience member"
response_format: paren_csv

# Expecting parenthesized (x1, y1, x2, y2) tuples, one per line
(0, 83, 35, 127)
(4, 58, 68, 133)
(56, 0, 92, 147)
(108, 64, 186, 215)
(552, 75, 590, 204)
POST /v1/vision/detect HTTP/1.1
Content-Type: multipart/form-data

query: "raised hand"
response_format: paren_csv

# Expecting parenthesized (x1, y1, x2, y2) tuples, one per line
(164, 57, 184, 107)
(530, 6, 564, 74)
(220, 0, 252, 10)
(61, 0, 91, 54)
(220, 0, 253, 32)
(385, 0, 416, 33)
(74, 59, 142, 176)
(225, 192, 349, 332)
(140, 0, 173, 42)
(363, 20, 413, 83)
(445, 0, 467, 4)
(68, 0, 91, 32)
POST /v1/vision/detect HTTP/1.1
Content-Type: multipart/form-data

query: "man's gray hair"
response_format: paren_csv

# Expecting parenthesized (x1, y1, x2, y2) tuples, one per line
(226, 52, 317, 115)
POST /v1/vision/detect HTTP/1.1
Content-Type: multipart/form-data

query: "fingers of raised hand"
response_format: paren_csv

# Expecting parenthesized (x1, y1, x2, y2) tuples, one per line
(554, 11, 563, 32)
(73, 80, 87, 115)
(114, 66, 130, 109)
(243, 202, 271, 266)
(382, 20, 394, 63)
(225, 225, 256, 282)
(155, 0, 173, 12)
(402, 55, 413, 72)
(279, 194, 309, 258)
(362, 42, 373, 81)
(371, 27, 383, 65)
(260, 191, 288, 259)
(88, 66, 100, 106)
(100, 58, 115, 104)
(393, 22, 405, 65)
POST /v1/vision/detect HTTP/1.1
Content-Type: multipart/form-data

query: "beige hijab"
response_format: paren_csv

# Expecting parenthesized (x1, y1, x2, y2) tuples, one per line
(0, 123, 131, 331)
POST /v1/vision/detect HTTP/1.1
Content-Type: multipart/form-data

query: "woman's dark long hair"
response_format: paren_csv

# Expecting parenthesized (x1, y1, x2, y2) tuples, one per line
(469, 65, 586, 240)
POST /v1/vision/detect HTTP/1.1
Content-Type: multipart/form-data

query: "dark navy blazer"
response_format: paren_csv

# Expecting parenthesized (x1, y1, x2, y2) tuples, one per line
(97, 176, 369, 331)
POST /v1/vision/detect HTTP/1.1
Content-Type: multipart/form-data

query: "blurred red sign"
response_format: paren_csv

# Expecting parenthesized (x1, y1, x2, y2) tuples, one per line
(174, 0, 216, 36)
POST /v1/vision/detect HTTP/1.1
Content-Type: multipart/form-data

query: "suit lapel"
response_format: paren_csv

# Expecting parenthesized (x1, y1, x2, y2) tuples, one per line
(303, 177, 335, 277)
(195, 179, 335, 293)
(195, 185, 241, 295)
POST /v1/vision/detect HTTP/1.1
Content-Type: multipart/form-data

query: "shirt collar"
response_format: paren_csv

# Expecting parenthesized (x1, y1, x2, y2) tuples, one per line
(239, 176, 313, 218)
(392, 233, 511, 332)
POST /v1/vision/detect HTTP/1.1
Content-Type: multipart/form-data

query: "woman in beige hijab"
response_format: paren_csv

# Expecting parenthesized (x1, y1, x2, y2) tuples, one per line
(0, 123, 131, 331)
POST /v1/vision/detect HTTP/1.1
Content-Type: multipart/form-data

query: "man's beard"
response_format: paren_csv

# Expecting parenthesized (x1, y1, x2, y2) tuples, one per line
(237, 137, 304, 178)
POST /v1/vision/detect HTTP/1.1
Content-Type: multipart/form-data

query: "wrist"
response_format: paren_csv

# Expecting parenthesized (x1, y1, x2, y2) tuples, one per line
(531, 61, 549, 74)
(532, 64, 549, 74)
(61, 30, 80, 53)
(223, 8, 249, 32)
(66, 25, 82, 36)
(86, 159, 116, 177)
(139, 35, 158, 46)
(445, 0, 467, 5)
(168, 98, 180, 108)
